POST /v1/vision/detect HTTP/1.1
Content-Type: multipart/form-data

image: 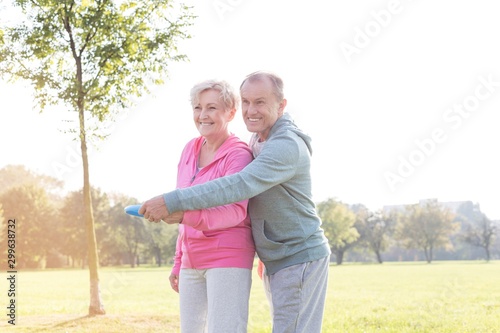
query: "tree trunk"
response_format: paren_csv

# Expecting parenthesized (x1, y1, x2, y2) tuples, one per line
(82, 135, 105, 315)
(423, 247, 431, 263)
(156, 247, 162, 267)
(79, 102, 105, 316)
(335, 250, 344, 265)
(71, 30, 105, 313)
(375, 251, 383, 264)
(129, 252, 136, 268)
(424, 245, 433, 263)
(485, 246, 490, 262)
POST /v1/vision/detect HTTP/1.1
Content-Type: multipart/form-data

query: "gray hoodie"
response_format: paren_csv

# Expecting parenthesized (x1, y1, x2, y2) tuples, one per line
(164, 113, 331, 274)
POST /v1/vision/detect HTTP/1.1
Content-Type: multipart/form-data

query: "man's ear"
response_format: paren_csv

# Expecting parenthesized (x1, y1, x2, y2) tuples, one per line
(278, 98, 287, 116)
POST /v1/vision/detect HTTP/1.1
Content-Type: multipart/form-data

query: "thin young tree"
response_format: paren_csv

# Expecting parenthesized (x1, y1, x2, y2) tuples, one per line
(0, 0, 193, 315)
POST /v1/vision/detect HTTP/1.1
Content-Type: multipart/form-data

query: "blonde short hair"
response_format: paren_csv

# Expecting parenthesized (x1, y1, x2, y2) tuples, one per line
(190, 80, 239, 110)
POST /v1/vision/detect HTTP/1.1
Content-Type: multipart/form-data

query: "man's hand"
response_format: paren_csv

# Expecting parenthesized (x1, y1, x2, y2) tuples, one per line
(139, 195, 171, 223)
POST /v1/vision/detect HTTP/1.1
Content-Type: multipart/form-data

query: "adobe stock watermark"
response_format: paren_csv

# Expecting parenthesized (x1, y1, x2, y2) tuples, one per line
(101, 270, 133, 305)
(50, 119, 118, 180)
(51, 142, 96, 179)
(340, 0, 416, 64)
(384, 73, 499, 191)
(212, 0, 244, 21)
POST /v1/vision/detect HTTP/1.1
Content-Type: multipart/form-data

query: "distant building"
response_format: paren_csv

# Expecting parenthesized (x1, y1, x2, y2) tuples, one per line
(382, 198, 481, 217)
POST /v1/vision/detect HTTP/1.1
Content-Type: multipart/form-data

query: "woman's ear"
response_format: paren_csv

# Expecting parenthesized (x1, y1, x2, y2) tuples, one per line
(227, 107, 237, 121)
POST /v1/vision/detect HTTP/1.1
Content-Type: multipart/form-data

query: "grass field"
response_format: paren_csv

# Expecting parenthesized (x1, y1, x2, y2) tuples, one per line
(1, 261, 499, 332)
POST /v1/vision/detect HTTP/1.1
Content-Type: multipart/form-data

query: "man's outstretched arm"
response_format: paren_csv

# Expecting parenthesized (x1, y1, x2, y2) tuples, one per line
(140, 134, 299, 222)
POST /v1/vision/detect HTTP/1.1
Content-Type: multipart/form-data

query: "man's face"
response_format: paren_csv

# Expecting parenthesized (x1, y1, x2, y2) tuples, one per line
(241, 78, 286, 141)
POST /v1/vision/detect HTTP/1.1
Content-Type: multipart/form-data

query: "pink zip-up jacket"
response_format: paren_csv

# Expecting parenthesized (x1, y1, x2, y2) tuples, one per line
(171, 134, 255, 276)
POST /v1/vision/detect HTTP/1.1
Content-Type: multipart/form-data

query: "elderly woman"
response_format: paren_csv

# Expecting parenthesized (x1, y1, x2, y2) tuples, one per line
(168, 80, 255, 333)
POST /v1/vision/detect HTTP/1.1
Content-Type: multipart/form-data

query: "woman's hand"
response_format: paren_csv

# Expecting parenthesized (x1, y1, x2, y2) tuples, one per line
(163, 211, 184, 224)
(169, 273, 180, 293)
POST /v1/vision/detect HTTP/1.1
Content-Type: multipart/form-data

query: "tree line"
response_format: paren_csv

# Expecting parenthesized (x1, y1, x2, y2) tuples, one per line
(0, 165, 498, 269)
(0, 165, 178, 270)
(320, 198, 499, 264)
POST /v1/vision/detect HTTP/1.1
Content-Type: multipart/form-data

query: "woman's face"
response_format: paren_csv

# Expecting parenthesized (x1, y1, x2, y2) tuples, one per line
(192, 89, 234, 140)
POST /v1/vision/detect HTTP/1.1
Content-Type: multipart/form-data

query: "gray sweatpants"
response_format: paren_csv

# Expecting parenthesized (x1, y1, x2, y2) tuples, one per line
(262, 256, 330, 333)
(179, 267, 252, 333)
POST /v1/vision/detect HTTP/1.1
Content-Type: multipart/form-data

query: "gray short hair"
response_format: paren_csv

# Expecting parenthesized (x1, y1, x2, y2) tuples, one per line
(190, 80, 239, 110)
(240, 71, 284, 102)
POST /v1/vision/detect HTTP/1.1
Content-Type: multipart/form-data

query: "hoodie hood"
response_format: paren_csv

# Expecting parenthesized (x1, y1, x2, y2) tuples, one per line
(271, 113, 313, 155)
(185, 134, 252, 166)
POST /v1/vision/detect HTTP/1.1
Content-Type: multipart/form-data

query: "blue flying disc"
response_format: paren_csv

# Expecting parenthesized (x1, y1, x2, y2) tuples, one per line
(124, 204, 143, 217)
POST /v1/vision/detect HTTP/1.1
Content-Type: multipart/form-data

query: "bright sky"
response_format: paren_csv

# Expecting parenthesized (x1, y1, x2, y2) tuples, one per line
(1, 0, 499, 219)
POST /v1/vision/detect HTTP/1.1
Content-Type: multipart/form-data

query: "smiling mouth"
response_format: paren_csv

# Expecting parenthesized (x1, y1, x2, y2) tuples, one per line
(247, 118, 261, 122)
(199, 122, 214, 126)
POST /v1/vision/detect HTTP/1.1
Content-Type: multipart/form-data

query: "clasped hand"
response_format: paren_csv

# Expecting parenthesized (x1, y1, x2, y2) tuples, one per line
(138, 195, 184, 224)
